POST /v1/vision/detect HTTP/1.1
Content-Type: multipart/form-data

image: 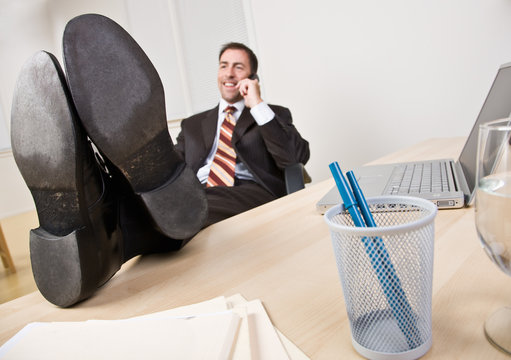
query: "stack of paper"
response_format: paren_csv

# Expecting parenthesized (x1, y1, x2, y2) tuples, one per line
(0, 294, 309, 360)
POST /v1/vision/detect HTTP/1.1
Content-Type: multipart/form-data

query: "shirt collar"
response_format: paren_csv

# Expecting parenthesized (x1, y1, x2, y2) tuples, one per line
(219, 99, 245, 117)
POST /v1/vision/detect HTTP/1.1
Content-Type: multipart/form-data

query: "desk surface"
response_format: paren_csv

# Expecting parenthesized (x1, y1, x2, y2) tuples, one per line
(1, 137, 510, 359)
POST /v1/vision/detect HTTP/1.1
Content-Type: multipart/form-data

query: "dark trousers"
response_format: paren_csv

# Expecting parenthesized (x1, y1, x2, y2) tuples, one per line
(118, 173, 277, 260)
(204, 179, 277, 227)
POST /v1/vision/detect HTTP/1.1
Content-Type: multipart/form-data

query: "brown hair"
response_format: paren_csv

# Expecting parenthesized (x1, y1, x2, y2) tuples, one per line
(219, 42, 258, 75)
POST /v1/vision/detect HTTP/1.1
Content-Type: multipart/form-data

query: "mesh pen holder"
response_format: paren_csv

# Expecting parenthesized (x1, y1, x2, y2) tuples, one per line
(324, 196, 437, 360)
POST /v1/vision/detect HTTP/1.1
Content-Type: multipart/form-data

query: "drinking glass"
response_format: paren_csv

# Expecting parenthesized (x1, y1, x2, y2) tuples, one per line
(475, 118, 511, 354)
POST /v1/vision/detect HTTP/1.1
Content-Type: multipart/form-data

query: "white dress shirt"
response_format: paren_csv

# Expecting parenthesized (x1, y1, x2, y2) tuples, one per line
(196, 99, 275, 184)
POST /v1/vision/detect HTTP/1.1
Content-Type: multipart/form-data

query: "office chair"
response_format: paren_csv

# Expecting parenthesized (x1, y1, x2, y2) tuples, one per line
(285, 163, 311, 194)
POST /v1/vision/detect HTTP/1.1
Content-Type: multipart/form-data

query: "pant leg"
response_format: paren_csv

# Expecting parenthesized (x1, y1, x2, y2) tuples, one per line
(116, 169, 276, 257)
(204, 180, 277, 227)
(104, 162, 188, 261)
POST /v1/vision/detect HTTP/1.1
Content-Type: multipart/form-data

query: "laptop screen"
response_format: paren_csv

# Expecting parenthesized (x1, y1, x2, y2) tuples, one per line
(457, 62, 511, 199)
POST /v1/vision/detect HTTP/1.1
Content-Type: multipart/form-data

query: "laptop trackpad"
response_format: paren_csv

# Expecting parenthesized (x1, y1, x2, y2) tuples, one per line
(352, 165, 396, 197)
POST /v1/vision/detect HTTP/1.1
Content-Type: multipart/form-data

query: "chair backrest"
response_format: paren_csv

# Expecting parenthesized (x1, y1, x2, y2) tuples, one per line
(285, 163, 311, 194)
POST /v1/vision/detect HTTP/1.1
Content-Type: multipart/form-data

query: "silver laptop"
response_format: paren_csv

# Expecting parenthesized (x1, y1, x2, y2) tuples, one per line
(317, 61, 511, 213)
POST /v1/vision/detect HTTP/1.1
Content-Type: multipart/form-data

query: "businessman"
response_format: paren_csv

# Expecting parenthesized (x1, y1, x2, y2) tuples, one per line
(11, 14, 309, 307)
(175, 42, 310, 225)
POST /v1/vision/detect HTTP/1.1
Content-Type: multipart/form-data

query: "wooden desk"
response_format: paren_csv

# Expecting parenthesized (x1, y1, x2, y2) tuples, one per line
(1, 137, 510, 359)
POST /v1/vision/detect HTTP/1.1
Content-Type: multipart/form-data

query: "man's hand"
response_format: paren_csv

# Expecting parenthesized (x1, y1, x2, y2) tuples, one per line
(237, 78, 263, 108)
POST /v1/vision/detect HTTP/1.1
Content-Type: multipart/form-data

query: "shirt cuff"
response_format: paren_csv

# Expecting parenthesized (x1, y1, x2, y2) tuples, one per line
(250, 102, 275, 126)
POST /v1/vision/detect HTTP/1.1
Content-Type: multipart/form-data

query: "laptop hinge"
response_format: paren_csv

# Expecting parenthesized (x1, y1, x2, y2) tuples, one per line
(453, 161, 471, 206)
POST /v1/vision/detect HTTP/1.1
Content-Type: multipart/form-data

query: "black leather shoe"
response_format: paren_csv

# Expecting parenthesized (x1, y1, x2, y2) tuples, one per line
(62, 13, 208, 240)
(11, 51, 123, 307)
(101, 156, 193, 261)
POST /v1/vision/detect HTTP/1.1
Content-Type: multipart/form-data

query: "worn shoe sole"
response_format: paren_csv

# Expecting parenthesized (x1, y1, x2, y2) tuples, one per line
(63, 14, 207, 239)
(11, 51, 111, 307)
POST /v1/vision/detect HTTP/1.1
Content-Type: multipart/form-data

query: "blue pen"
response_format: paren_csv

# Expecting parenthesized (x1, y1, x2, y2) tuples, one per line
(346, 171, 376, 227)
(328, 162, 366, 227)
(347, 170, 421, 345)
(330, 163, 421, 349)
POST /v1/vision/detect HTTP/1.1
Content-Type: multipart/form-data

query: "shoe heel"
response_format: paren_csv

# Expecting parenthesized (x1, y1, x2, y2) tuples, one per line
(140, 166, 208, 239)
(30, 227, 95, 307)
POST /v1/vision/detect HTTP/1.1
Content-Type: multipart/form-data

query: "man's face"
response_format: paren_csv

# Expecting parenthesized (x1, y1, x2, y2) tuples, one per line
(217, 49, 252, 104)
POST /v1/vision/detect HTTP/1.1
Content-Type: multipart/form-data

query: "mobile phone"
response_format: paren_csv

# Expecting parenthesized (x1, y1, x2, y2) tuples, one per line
(249, 73, 259, 81)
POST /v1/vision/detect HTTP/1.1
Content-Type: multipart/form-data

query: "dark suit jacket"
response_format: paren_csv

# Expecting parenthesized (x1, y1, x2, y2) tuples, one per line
(175, 104, 310, 198)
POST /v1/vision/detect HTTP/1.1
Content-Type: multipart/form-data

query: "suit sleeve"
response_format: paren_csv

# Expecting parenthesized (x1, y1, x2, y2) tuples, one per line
(258, 106, 310, 169)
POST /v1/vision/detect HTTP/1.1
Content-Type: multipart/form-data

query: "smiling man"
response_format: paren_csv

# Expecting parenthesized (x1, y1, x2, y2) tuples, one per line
(175, 42, 310, 226)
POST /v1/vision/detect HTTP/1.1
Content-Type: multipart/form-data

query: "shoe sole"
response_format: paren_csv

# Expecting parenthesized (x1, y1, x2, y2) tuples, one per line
(63, 14, 207, 239)
(11, 51, 101, 307)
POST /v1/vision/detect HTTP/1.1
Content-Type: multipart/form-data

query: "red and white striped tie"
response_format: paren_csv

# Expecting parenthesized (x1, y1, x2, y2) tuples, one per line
(207, 106, 237, 187)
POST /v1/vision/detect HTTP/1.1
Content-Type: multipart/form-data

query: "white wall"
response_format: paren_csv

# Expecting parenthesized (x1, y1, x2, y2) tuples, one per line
(2, 0, 511, 217)
(250, 0, 511, 182)
(0, 0, 129, 218)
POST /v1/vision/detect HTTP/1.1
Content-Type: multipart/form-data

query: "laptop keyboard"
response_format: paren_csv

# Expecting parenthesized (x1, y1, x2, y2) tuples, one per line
(385, 162, 451, 195)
